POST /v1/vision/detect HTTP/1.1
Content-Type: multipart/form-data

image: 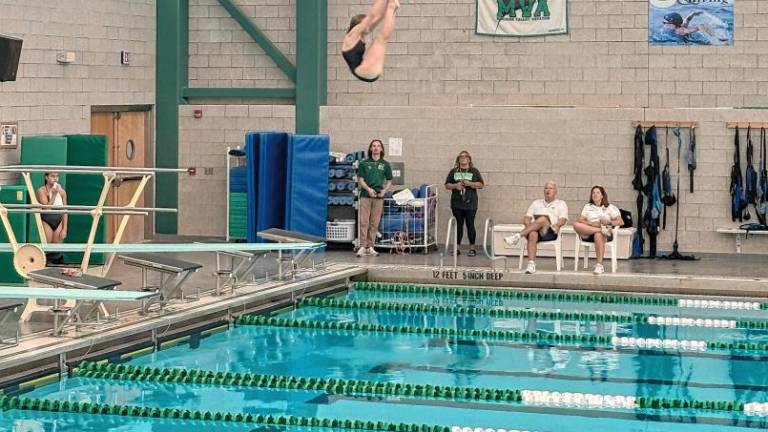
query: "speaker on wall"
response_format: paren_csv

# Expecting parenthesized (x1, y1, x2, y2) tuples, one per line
(0, 34, 23, 82)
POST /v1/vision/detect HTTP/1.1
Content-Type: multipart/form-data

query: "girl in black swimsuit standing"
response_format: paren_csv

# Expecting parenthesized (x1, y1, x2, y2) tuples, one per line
(342, 0, 400, 83)
(36, 172, 68, 245)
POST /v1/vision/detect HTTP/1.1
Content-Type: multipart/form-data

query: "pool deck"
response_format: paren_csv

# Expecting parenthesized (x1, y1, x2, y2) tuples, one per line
(0, 237, 764, 385)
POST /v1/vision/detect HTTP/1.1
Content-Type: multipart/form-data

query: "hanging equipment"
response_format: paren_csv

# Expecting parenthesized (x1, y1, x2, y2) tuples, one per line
(758, 127, 768, 225)
(661, 127, 697, 261)
(632, 125, 645, 258)
(661, 127, 677, 230)
(686, 127, 696, 193)
(745, 126, 758, 221)
(643, 126, 663, 258)
(730, 127, 746, 222)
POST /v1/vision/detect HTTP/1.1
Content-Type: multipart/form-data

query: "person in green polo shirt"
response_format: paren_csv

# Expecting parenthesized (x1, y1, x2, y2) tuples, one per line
(357, 139, 392, 257)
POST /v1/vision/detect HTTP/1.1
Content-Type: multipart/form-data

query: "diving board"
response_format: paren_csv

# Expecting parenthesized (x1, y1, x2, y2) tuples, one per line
(0, 286, 157, 337)
(22, 267, 123, 325)
(119, 253, 202, 310)
(258, 229, 326, 280)
(18, 267, 156, 336)
(0, 286, 155, 301)
(0, 242, 324, 254)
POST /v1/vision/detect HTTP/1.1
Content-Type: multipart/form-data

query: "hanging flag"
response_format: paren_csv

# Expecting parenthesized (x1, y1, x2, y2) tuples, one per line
(476, 0, 568, 37)
(648, 0, 733, 46)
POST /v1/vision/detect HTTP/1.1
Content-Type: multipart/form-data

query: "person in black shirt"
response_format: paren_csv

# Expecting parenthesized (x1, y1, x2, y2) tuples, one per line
(341, 0, 400, 82)
(445, 151, 484, 256)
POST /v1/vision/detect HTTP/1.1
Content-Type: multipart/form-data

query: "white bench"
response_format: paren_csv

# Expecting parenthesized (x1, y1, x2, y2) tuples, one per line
(716, 227, 768, 253)
(492, 224, 636, 259)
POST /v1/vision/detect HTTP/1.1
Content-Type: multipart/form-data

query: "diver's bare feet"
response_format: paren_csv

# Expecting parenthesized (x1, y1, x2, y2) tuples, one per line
(389, 0, 400, 11)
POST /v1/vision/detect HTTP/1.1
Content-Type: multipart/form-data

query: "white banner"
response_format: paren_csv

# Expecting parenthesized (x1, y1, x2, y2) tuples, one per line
(476, 0, 568, 37)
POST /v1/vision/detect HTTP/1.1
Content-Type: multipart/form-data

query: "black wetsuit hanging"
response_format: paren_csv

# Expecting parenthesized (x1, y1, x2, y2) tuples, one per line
(730, 127, 746, 222)
(632, 125, 645, 257)
(759, 128, 768, 225)
(643, 126, 663, 258)
(745, 126, 758, 221)
(687, 128, 696, 193)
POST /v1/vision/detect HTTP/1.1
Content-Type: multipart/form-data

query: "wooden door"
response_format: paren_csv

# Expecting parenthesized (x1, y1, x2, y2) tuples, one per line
(90, 111, 148, 243)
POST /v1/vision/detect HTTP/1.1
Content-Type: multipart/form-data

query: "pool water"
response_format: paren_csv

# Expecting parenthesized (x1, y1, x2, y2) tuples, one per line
(2, 283, 767, 432)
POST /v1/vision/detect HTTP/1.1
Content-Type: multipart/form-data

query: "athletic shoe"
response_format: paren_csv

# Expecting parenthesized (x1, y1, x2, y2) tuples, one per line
(356, 247, 369, 257)
(467, 249, 477, 257)
(593, 263, 605, 275)
(503, 233, 521, 247)
(367, 247, 379, 256)
(525, 261, 536, 274)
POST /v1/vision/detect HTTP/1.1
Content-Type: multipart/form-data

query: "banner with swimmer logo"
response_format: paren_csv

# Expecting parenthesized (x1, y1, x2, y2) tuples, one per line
(476, 0, 568, 37)
(649, 0, 733, 46)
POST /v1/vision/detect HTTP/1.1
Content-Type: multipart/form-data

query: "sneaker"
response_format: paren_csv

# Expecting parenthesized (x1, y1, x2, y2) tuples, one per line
(467, 249, 477, 257)
(593, 263, 605, 275)
(367, 247, 379, 257)
(356, 247, 369, 257)
(503, 233, 521, 247)
(525, 261, 536, 274)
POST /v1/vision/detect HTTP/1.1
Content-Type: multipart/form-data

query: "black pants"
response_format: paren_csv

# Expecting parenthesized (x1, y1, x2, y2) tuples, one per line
(451, 208, 477, 245)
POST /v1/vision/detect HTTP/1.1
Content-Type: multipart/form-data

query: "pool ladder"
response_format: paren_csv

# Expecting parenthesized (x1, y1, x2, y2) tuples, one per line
(439, 216, 458, 269)
(482, 218, 508, 272)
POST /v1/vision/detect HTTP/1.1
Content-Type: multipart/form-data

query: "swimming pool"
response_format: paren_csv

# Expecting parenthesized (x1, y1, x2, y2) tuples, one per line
(2, 281, 767, 431)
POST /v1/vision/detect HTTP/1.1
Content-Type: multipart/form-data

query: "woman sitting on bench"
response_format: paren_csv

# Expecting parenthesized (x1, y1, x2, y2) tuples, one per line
(573, 185, 623, 275)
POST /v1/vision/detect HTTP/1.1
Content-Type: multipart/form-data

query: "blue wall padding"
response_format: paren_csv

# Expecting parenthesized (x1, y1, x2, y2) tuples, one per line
(245, 132, 260, 243)
(257, 132, 289, 240)
(285, 134, 329, 239)
(246, 131, 290, 243)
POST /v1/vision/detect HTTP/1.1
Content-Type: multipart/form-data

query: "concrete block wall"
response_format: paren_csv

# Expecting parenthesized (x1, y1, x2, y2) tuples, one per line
(0, 0, 155, 182)
(188, 0, 294, 89)
(179, 0, 768, 253)
(322, 105, 768, 254)
(179, 104, 768, 254)
(177, 104, 294, 235)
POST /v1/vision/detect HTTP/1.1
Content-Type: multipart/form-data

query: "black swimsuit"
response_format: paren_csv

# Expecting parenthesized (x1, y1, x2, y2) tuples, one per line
(41, 213, 62, 231)
(342, 40, 379, 83)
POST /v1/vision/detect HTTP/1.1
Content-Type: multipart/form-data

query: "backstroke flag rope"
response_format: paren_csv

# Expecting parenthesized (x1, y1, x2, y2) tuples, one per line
(476, 0, 568, 37)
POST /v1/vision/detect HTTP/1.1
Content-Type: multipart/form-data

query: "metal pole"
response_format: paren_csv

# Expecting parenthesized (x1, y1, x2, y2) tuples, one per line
(81, 173, 117, 273)
(0, 165, 189, 175)
(102, 175, 152, 277)
(1, 204, 177, 213)
(20, 172, 47, 245)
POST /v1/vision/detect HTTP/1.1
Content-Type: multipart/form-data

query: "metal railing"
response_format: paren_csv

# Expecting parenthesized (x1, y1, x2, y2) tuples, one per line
(483, 218, 508, 271)
(440, 216, 458, 269)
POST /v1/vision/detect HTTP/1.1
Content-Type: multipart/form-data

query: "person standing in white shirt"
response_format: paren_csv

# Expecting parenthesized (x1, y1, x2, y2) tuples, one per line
(573, 185, 624, 275)
(504, 181, 568, 274)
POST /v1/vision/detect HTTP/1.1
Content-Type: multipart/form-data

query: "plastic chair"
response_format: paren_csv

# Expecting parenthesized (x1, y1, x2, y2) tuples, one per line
(573, 226, 619, 273)
(517, 229, 563, 272)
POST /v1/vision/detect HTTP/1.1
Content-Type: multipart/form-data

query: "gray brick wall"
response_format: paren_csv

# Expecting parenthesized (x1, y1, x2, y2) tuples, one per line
(188, 0, 768, 107)
(178, 104, 768, 255)
(178, 0, 768, 254)
(0, 0, 155, 181)
(188, 0, 294, 89)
